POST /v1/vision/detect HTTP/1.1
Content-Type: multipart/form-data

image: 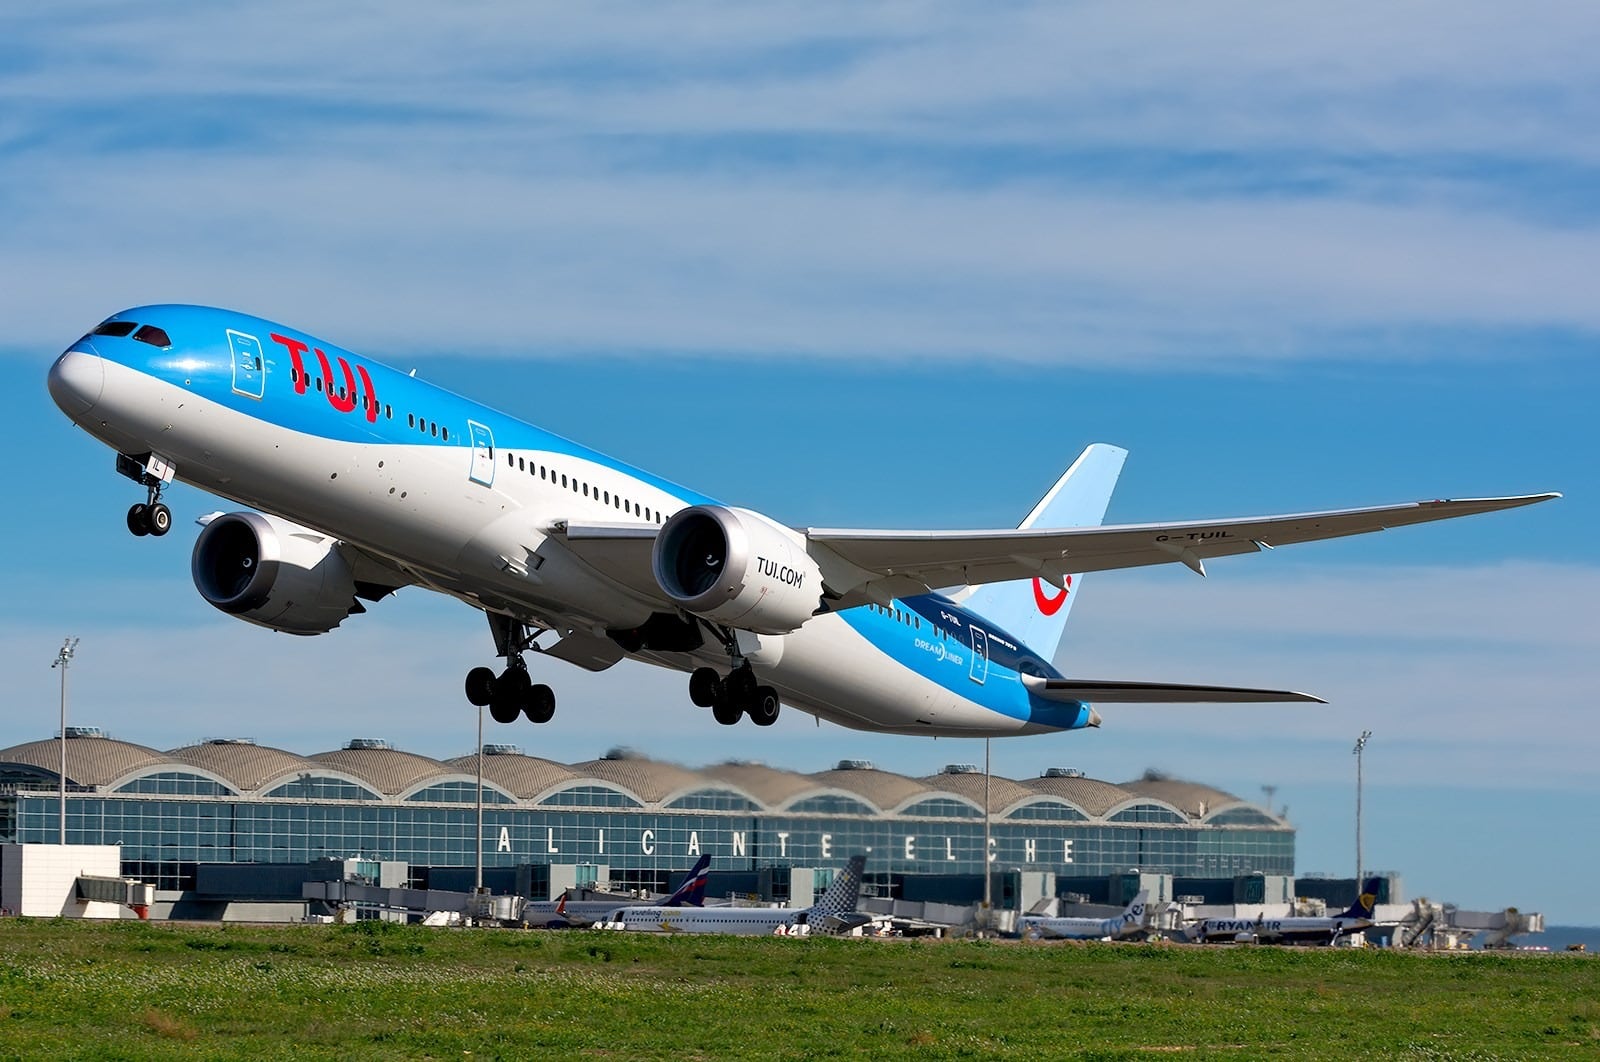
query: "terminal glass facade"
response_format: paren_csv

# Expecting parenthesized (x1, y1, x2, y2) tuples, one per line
(2, 788, 1293, 893)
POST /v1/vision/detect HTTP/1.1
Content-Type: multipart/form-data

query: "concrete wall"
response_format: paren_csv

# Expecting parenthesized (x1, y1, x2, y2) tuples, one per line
(0, 844, 123, 918)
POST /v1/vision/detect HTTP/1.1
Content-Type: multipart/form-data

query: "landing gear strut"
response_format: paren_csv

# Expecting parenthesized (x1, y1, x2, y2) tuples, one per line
(693, 663, 780, 727)
(466, 614, 557, 724)
(117, 452, 172, 537)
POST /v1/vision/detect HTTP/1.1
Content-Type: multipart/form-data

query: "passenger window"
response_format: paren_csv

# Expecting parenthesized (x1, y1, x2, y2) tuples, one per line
(385, 404, 392, 419)
(508, 454, 515, 468)
(442, 427, 449, 441)
(603, 490, 610, 504)
(582, 483, 589, 497)
(92, 320, 138, 337)
(316, 378, 323, 392)
(408, 413, 415, 428)
(561, 474, 568, 488)
(430, 423, 438, 437)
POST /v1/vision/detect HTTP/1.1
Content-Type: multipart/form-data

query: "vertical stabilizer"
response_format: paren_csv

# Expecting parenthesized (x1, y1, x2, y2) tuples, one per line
(1338, 877, 1383, 920)
(661, 854, 712, 907)
(808, 854, 867, 920)
(960, 444, 1127, 664)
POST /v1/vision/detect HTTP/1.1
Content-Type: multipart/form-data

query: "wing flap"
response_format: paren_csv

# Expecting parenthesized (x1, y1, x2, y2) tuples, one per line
(556, 522, 664, 599)
(1022, 674, 1325, 704)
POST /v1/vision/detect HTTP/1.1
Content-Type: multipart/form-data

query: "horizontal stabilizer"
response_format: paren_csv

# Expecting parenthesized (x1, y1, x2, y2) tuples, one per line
(1022, 674, 1325, 704)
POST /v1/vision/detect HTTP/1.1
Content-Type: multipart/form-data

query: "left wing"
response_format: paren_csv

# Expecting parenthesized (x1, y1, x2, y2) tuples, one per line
(556, 494, 1559, 612)
(805, 493, 1559, 597)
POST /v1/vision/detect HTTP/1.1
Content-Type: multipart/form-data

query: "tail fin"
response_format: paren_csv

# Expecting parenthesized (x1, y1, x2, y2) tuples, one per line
(959, 444, 1127, 663)
(660, 854, 713, 907)
(808, 854, 867, 920)
(1124, 890, 1150, 923)
(1338, 877, 1383, 920)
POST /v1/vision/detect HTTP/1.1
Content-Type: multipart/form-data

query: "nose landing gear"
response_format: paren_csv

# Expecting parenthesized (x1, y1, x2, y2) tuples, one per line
(117, 452, 174, 537)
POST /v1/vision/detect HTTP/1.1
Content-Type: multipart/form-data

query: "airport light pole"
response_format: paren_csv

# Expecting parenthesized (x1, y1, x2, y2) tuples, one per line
(982, 739, 992, 929)
(475, 702, 484, 893)
(51, 637, 79, 845)
(1353, 730, 1372, 883)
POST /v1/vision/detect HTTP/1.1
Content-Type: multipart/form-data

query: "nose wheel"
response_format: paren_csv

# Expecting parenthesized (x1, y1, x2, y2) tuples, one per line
(127, 502, 172, 537)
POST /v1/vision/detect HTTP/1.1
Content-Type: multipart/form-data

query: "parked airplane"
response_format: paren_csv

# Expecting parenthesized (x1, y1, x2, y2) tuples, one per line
(524, 854, 711, 928)
(1187, 878, 1382, 944)
(1020, 890, 1152, 941)
(47, 306, 1560, 736)
(599, 854, 868, 935)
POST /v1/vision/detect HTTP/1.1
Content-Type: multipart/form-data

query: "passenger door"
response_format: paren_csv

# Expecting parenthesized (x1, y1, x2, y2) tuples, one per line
(467, 420, 495, 486)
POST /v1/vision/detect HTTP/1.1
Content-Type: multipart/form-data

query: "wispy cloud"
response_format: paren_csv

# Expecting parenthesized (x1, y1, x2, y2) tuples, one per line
(4, 3, 1599, 364)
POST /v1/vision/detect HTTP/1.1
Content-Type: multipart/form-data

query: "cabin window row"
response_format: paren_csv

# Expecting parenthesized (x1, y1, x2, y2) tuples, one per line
(285, 367, 427, 434)
(505, 453, 665, 524)
(867, 603, 921, 630)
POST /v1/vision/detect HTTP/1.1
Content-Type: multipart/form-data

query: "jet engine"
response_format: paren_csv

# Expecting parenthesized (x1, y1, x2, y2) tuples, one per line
(191, 512, 362, 635)
(652, 506, 822, 634)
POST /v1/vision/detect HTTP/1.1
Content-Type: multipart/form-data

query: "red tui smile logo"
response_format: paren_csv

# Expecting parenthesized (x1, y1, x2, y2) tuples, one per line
(1032, 575, 1072, 616)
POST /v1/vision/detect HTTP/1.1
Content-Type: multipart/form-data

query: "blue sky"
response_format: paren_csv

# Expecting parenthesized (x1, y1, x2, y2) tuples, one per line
(2, 4, 1595, 921)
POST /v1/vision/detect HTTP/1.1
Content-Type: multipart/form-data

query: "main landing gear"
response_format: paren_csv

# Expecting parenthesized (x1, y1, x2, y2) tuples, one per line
(466, 613, 557, 724)
(116, 452, 172, 537)
(689, 664, 780, 727)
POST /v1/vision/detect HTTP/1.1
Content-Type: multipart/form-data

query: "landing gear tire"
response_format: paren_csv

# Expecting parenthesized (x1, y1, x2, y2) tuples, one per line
(490, 666, 530, 724)
(464, 667, 497, 707)
(525, 683, 556, 724)
(127, 504, 150, 537)
(147, 503, 172, 536)
(711, 695, 743, 726)
(749, 686, 781, 727)
(688, 667, 722, 708)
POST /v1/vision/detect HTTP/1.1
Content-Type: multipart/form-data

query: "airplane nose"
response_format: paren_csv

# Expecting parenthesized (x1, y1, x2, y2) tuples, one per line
(1086, 707, 1102, 728)
(48, 349, 104, 417)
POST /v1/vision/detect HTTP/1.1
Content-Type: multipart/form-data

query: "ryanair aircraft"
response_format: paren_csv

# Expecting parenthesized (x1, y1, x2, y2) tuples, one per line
(48, 306, 1558, 736)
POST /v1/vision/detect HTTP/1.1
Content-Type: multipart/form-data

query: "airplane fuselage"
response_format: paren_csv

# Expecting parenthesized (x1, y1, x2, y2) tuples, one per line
(49, 305, 1094, 737)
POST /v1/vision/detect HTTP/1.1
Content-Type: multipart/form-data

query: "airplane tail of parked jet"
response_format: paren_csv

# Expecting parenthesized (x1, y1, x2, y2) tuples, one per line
(1338, 878, 1383, 921)
(956, 444, 1127, 666)
(807, 853, 869, 932)
(660, 854, 712, 907)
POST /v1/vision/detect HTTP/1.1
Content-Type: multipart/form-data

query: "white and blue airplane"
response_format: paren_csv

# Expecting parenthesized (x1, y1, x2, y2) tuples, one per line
(524, 853, 712, 928)
(1186, 877, 1383, 945)
(47, 306, 1559, 736)
(1020, 890, 1152, 941)
(600, 854, 869, 935)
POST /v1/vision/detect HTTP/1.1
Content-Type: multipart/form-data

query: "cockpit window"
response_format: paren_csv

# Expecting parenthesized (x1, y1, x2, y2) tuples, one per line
(91, 320, 138, 337)
(132, 325, 172, 348)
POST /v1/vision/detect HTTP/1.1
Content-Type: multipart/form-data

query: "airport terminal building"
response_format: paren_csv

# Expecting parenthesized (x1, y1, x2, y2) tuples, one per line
(0, 727, 1292, 908)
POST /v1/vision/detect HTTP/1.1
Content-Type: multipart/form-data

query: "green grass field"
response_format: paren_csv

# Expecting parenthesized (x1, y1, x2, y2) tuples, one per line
(0, 920, 1595, 1060)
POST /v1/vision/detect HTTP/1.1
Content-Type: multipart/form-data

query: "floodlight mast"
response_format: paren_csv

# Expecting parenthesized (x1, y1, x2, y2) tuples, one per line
(51, 637, 79, 846)
(1353, 730, 1372, 883)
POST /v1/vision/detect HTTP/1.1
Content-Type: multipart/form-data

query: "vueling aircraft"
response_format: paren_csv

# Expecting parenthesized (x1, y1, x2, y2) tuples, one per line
(48, 306, 1559, 736)
(524, 853, 710, 929)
